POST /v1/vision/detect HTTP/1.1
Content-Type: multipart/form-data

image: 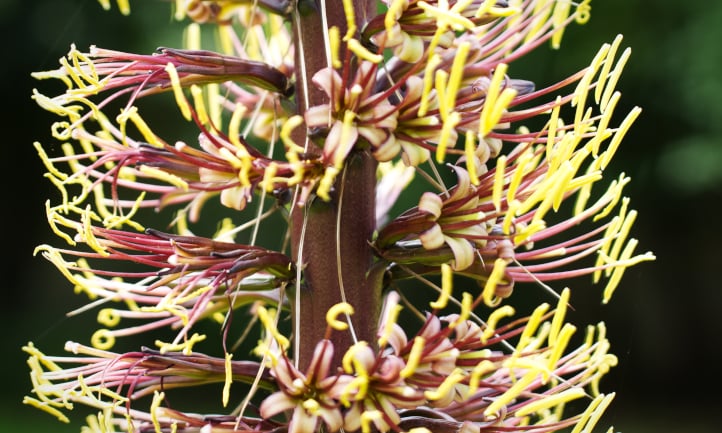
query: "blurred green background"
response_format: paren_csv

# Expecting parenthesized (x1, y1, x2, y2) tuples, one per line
(2, 0, 720, 432)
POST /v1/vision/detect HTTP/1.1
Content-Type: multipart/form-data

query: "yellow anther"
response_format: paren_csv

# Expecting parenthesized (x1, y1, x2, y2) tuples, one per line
(599, 106, 641, 170)
(424, 368, 466, 401)
(516, 302, 550, 351)
(385, 0, 407, 37)
(190, 85, 209, 126)
(418, 0, 475, 32)
(464, 130, 479, 184)
(595, 35, 622, 105)
(378, 303, 403, 348)
(445, 41, 471, 113)
(23, 397, 70, 423)
(91, 329, 116, 350)
(550, 0, 572, 49)
(326, 302, 355, 331)
(341, 0, 356, 40)
(571, 393, 615, 433)
(329, 26, 341, 69)
(138, 166, 189, 190)
(481, 258, 507, 307)
(602, 238, 635, 304)
(184, 22, 201, 51)
(317, 166, 340, 201)
(546, 98, 562, 158)
(484, 370, 536, 418)
(435, 69, 449, 120)
(342, 341, 369, 374)
(481, 305, 515, 343)
(400, 336, 426, 378)
(601, 47, 632, 113)
(222, 352, 233, 407)
(545, 322, 576, 382)
(348, 39, 383, 63)
(256, 305, 290, 350)
(97, 308, 121, 327)
(155, 333, 207, 355)
(575, 0, 592, 24)
(506, 148, 534, 204)
(436, 111, 460, 162)
(479, 64, 516, 137)
(549, 287, 570, 345)
(261, 162, 279, 192)
(467, 359, 494, 396)
(150, 391, 165, 433)
(448, 292, 473, 328)
(418, 53, 442, 117)
(593, 175, 629, 222)
(228, 103, 248, 149)
(492, 154, 507, 213)
(516, 387, 587, 417)
(430, 263, 453, 309)
(165, 63, 192, 121)
(281, 115, 305, 153)
(361, 410, 383, 433)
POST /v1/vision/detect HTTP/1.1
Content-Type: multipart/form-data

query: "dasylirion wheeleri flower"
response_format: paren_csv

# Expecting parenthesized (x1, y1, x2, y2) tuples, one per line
(24, 1, 654, 432)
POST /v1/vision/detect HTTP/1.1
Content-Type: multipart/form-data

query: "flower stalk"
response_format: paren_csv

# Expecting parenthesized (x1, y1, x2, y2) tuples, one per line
(25, 1, 654, 432)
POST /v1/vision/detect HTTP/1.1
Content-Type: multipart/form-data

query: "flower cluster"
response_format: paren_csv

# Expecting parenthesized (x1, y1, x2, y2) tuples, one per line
(25, 1, 653, 433)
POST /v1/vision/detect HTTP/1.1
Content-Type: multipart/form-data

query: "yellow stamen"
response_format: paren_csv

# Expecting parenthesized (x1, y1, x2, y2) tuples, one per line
(256, 305, 290, 350)
(418, 54, 442, 117)
(348, 39, 383, 63)
(436, 111, 460, 162)
(601, 48, 632, 112)
(90, 329, 115, 350)
(516, 387, 587, 417)
(342, 0, 356, 40)
(448, 292, 473, 328)
(165, 63, 192, 121)
(571, 393, 616, 433)
(481, 305, 515, 343)
(138, 166, 189, 190)
(464, 130, 479, 184)
(467, 360, 495, 395)
(481, 258, 507, 307)
(326, 302, 355, 331)
(155, 333, 207, 355)
(595, 35, 623, 104)
(400, 336, 426, 378)
(329, 26, 341, 69)
(424, 368, 466, 401)
(492, 154, 507, 212)
(222, 352, 233, 407)
(549, 287, 570, 345)
(23, 397, 70, 423)
(151, 391, 165, 433)
(190, 85, 209, 126)
(484, 371, 536, 417)
(599, 106, 641, 169)
(430, 263, 453, 309)
(516, 302, 550, 351)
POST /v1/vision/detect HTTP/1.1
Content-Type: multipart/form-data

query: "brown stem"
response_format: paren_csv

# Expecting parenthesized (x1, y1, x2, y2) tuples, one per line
(290, 0, 380, 369)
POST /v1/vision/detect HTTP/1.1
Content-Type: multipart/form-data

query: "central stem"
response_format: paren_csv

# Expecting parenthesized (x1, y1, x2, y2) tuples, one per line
(290, 0, 380, 368)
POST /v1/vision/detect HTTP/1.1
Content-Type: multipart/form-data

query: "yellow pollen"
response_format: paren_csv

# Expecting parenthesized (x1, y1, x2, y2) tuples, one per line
(467, 360, 495, 396)
(342, 0, 356, 40)
(600, 106, 641, 169)
(516, 302, 550, 351)
(601, 48, 632, 112)
(595, 35, 623, 105)
(448, 292, 473, 328)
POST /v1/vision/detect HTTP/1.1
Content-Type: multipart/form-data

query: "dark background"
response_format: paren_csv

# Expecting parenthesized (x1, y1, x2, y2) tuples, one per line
(2, 1, 720, 432)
